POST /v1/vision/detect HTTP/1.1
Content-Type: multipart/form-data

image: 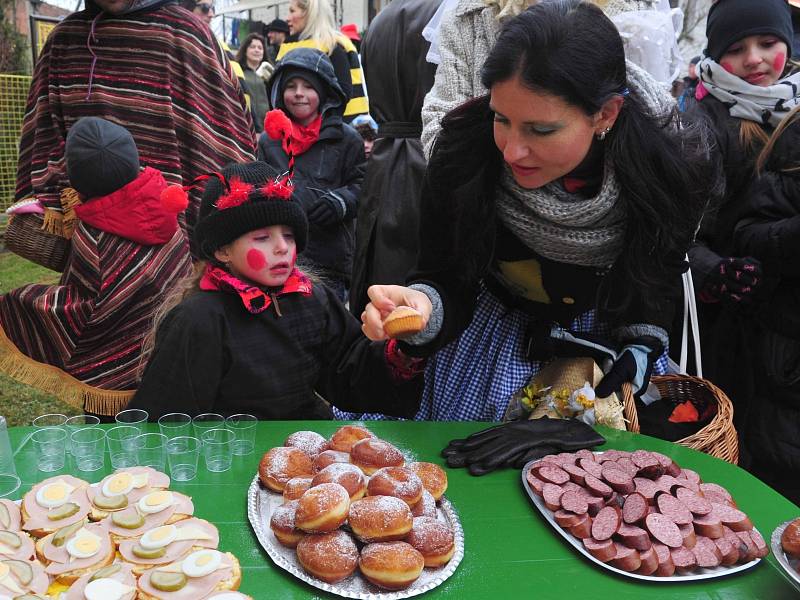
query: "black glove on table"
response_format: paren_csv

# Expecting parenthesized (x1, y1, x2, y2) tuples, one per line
(441, 417, 606, 476)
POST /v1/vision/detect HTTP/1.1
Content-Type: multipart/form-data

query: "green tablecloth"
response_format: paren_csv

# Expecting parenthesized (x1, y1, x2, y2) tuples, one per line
(7, 422, 800, 599)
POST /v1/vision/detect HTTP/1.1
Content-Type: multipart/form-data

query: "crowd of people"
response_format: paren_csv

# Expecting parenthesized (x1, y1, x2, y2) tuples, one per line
(2, 0, 800, 503)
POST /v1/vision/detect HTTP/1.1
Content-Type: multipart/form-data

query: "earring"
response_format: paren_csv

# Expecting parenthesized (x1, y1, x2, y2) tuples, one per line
(597, 127, 611, 141)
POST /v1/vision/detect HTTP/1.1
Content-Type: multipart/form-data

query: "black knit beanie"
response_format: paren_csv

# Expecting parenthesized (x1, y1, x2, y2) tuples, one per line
(705, 0, 793, 62)
(66, 117, 140, 199)
(279, 68, 327, 108)
(192, 161, 308, 260)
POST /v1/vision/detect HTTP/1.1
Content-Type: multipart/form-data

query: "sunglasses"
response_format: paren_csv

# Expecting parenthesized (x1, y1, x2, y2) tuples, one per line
(196, 3, 214, 13)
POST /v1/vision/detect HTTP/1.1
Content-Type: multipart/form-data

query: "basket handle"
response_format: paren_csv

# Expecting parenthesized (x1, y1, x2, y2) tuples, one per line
(679, 258, 703, 378)
(621, 382, 640, 433)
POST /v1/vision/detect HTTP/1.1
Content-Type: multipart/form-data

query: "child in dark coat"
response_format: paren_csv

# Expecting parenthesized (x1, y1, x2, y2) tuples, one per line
(129, 161, 423, 420)
(257, 47, 365, 301)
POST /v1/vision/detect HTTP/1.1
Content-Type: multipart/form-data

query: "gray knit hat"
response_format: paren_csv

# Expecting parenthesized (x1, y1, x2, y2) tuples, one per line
(66, 117, 140, 199)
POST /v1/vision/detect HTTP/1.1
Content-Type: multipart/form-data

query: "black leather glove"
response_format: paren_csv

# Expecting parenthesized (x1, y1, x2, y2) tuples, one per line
(307, 194, 344, 226)
(441, 417, 605, 476)
(700, 256, 763, 304)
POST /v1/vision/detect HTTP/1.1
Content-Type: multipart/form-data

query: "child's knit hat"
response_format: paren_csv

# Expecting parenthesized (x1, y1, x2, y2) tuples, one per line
(66, 117, 140, 199)
(191, 161, 308, 259)
(705, 0, 793, 62)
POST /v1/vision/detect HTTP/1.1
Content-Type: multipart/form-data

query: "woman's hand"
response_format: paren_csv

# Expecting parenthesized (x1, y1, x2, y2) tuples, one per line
(361, 285, 433, 341)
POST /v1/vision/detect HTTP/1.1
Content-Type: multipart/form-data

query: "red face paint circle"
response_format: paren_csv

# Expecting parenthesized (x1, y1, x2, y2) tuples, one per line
(773, 52, 786, 74)
(246, 248, 267, 271)
(721, 62, 734, 73)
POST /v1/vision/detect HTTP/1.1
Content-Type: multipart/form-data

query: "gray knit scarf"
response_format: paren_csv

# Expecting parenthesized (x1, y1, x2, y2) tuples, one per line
(494, 61, 672, 268)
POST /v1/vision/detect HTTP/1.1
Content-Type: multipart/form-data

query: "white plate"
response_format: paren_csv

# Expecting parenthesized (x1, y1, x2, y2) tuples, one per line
(247, 474, 464, 599)
(770, 520, 800, 592)
(521, 458, 761, 582)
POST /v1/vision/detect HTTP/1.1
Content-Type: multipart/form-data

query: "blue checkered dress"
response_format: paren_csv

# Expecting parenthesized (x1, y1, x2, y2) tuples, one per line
(333, 286, 669, 422)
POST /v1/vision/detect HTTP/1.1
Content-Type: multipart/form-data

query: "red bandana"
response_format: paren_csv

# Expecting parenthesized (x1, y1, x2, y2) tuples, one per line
(287, 113, 322, 156)
(199, 264, 313, 314)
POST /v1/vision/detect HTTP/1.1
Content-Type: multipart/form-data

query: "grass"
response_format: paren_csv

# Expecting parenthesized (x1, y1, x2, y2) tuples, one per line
(0, 250, 80, 426)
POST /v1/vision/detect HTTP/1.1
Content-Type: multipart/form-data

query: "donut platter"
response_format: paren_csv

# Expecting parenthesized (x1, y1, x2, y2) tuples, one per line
(770, 519, 800, 593)
(522, 450, 765, 582)
(247, 426, 464, 599)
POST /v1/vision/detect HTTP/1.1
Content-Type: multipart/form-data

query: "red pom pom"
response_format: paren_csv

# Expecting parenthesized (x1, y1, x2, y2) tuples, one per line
(217, 177, 254, 210)
(264, 109, 294, 155)
(161, 185, 189, 213)
(260, 178, 293, 200)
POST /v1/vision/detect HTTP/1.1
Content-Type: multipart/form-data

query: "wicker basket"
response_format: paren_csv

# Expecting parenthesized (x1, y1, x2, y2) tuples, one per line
(622, 375, 739, 465)
(4, 213, 70, 272)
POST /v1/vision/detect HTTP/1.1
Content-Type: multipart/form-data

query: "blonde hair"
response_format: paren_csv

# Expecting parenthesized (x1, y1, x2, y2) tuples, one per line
(738, 119, 769, 157)
(484, 0, 537, 20)
(293, 0, 339, 53)
(756, 104, 800, 174)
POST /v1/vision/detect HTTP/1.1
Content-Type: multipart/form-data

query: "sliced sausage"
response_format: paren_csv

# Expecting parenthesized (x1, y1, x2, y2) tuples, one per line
(561, 481, 582, 494)
(610, 542, 642, 572)
(605, 492, 624, 509)
(675, 487, 712, 516)
(579, 458, 604, 479)
(526, 471, 545, 496)
(634, 477, 660, 503)
(631, 450, 665, 479)
(692, 535, 723, 568)
(583, 537, 616, 562)
(591, 506, 621, 541)
(556, 452, 577, 466)
(560, 490, 588, 515)
(597, 450, 626, 462)
(542, 482, 565, 511)
(538, 464, 570, 486)
(645, 513, 683, 548)
(699, 482, 733, 503)
(584, 474, 614, 499)
(637, 546, 659, 575)
(702, 490, 735, 507)
(575, 487, 605, 516)
(653, 475, 680, 494)
(575, 449, 595, 462)
(736, 531, 758, 563)
(622, 492, 648, 524)
(678, 522, 697, 549)
(710, 503, 752, 532)
(693, 512, 724, 539)
(563, 463, 587, 486)
(714, 534, 739, 565)
(678, 468, 701, 485)
(671, 545, 698, 573)
(554, 509, 584, 528)
(653, 543, 676, 577)
(601, 463, 635, 494)
(723, 525, 748, 561)
(615, 457, 640, 478)
(656, 494, 694, 525)
(748, 528, 769, 558)
(570, 513, 593, 539)
(615, 523, 652, 551)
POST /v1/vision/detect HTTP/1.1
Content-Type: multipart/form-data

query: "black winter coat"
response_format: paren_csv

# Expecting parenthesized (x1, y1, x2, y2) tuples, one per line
(130, 284, 422, 420)
(257, 49, 366, 282)
(348, 0, 443, 317)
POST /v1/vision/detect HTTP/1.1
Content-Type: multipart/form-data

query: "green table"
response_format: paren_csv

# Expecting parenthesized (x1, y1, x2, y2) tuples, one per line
(7, 422, 800, 599)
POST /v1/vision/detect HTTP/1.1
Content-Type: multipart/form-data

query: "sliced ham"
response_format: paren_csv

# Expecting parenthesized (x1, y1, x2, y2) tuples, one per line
(118, 518, 219, 568)
(0, 558, 49, 595)
(43, 523, 114, 577)
(138, 558, 234, 598)
(106, 493, 194, 539)
(0, 500, 21, 531)
(0, 529, 34, 561)
(64, 562, 137, 600)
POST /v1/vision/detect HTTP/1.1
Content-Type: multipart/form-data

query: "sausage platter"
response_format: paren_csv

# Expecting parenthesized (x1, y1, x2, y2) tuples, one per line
(522, 450, 764, 582)
(770, 520, 800, 593)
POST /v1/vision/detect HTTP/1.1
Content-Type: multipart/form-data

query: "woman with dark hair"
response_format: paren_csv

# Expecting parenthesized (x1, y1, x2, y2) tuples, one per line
(355, 0, 715, 421)
(236, 33, 270, 133)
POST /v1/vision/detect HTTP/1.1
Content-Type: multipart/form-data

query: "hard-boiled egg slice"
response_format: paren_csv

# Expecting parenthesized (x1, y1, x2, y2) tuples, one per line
(140, 525, 178, 550)
(174, 525, 213, 542)
(84, 578, 135, 600)
(132, 472, 149, 489)
(66, 529, 102, 559)
(35, 479, 75, 509)
(138, 491, 174, 515)
(102, 472, 134, 498)
(182, 549, 222, 578)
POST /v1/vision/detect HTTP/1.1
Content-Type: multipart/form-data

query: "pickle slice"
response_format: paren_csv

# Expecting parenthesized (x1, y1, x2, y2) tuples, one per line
(111, 511, 145, 530)
(93, 493, 128, 511)
(47, 502, 79, 521)
(52, 520, 86, 547)
(3, 559, 33, 585)
(0, 503, 10, 529)
(0, 531, 21, 549)
(132, 544, 167, 559)
(150, 571, 187, 592)
(89, 563, 122, 582)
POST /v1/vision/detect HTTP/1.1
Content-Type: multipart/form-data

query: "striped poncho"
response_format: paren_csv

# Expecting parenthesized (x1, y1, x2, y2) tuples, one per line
(14, 3, 256, 246)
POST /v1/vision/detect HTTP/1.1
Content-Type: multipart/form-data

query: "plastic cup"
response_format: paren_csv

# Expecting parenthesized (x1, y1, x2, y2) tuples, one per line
(31, 427, 67, 472)
(115, 409, 149, 436)
(166, 436, 200, 481)
(192, 413, 224, 439)
(70, 427, 106, 472)
(201, 428, 234, 473)
(32, 413, 68, 428)
(106, 425, 139, 469)
(225, 414, 257, 456)
(135, 433, 167, 470)
(65, 414, 100, 455)
(158, 413, 192, 439)
(0, 416, 20, 498)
